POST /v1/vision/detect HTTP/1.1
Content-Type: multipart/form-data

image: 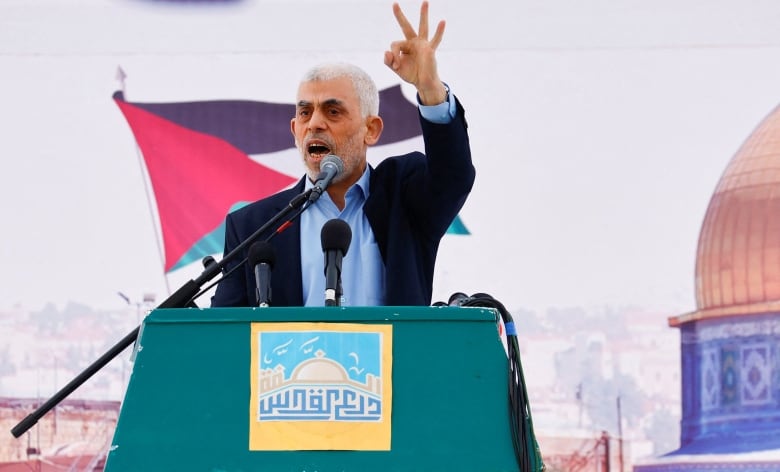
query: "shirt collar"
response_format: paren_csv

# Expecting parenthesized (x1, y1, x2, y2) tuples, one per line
(304, 165, 371, 200)
(351, 165, 371, 200)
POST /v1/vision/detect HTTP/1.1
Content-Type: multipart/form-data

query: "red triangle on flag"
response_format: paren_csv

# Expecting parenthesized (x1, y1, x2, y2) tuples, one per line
(115, 98, 297, 272)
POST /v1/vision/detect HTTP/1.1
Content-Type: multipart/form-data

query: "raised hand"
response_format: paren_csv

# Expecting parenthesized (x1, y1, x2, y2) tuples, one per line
(384, 1, 448, 105)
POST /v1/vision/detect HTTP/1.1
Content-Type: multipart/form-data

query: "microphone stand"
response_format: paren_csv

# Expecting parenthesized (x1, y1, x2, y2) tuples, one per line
(10, 189, 313, 438)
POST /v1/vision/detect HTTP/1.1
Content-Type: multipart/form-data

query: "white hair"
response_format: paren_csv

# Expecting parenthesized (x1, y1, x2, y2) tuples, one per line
(300, 62, 380, 117)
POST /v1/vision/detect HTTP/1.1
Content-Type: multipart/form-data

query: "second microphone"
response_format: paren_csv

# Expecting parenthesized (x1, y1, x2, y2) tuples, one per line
(321, 219, 352, 307)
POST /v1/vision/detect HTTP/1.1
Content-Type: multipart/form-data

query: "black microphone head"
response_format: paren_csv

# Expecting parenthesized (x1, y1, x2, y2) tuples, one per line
(320, 219, 352, 256)
(248, 241, 276, 269)
(320, 154, 344, 175)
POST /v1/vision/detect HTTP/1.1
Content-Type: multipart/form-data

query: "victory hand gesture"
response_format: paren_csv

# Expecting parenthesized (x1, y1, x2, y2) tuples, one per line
(384, 1, 448, 105)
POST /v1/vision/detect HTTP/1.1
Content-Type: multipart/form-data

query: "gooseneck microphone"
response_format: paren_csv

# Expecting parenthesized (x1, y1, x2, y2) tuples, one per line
(248, 241, 276, 307)
(308, 154, 344, 203)
(320, 218, 352, 306)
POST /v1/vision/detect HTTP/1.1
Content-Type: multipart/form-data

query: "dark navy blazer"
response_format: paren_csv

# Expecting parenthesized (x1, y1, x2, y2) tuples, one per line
(211, 99, 474, 307)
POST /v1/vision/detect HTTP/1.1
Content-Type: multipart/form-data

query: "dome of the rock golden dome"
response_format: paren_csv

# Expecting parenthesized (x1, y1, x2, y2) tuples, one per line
(673, 104, 780, 325)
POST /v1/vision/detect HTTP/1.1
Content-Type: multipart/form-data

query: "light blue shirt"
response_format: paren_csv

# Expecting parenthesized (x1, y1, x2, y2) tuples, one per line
(301, 166, 384, 306)
(417, 83, 456, 124)
(300, 88, 456, 306)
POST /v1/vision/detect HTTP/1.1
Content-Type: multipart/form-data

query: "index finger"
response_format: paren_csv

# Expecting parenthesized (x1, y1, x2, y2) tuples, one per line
(392, 3, 417, 40)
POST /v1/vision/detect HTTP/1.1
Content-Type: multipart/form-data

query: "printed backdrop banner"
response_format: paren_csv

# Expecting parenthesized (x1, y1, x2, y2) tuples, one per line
(114, 85, 467, 273)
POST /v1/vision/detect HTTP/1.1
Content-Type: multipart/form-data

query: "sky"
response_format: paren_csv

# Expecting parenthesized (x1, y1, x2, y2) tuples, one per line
(1, 0, 780, 316)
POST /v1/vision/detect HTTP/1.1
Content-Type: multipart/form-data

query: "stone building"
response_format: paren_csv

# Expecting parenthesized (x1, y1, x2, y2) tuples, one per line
(0, 397, 119, 471)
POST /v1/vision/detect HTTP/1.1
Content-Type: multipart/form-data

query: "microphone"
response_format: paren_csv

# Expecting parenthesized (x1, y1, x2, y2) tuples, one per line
(308, 154, 344, 203)
(320, 219, 352, 306)
(248, 241, 276, 307)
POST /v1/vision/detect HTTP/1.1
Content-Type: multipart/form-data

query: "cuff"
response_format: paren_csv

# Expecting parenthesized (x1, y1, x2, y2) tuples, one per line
(418, 83, 456, 124)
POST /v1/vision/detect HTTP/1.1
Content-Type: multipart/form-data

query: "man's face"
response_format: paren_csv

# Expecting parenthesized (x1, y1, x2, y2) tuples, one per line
(291, 76, 381, 185)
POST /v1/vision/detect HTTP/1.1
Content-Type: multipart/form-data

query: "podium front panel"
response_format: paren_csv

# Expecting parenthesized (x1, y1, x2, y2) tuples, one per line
(105, 306, 518, 471)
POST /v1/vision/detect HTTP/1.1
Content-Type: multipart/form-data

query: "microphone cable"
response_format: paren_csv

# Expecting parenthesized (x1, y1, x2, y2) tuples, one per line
(437, 292, 546, 472)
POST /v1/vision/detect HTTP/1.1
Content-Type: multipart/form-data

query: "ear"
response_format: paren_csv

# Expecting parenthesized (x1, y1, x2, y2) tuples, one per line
(290, 117, 297, 139)
(364, 116, 384, 146)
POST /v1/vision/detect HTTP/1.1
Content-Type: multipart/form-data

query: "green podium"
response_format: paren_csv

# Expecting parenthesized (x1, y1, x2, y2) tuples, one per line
(104, 306, 519, 471)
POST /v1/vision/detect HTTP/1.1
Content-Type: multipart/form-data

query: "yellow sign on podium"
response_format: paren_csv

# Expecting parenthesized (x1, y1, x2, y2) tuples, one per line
(249, 322, 393, 451)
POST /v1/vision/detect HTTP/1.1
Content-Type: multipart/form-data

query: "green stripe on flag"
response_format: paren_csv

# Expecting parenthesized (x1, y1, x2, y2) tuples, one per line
(446, 215, 470, 235)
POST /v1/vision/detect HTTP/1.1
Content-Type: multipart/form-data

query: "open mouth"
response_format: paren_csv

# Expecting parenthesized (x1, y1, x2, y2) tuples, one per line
(307, 142, 331, 159)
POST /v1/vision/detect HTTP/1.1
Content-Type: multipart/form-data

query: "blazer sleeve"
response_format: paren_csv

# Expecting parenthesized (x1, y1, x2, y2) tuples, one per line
(405, 97, 475, 239)
(210, 212, 249, 307)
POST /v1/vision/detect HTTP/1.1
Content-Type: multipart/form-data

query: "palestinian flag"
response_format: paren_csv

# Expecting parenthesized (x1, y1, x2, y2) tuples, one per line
(114, 85, 469, 273)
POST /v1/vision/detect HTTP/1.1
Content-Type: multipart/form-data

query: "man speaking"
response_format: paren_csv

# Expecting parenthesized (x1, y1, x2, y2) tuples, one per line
(211, 2, 474, 308)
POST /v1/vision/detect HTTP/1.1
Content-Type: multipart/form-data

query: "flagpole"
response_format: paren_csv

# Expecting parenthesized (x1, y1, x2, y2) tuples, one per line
(117, 65, 172, 296)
